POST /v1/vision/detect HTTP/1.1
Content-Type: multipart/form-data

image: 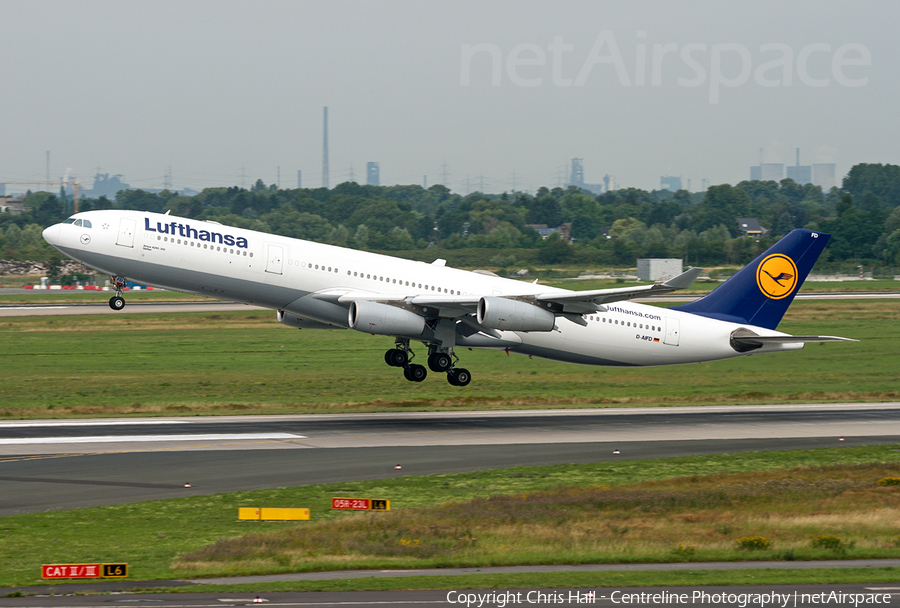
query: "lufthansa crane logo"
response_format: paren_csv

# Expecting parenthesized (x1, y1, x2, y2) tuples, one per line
(756, 254, 798, 300)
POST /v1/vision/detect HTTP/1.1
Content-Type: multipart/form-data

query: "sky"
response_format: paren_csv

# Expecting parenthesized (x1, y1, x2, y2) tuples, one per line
(1, 0, 897, 194)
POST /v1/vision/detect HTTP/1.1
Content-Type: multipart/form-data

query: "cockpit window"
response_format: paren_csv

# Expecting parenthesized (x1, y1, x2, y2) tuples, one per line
(63, 217, 76, 224)
(82, 220, 92, 228)
(74, 219, 83, 227)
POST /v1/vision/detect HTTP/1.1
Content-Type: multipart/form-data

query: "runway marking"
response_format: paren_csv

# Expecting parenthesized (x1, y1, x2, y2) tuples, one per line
(0, 433, 305, 445)
(0, 420, 190, 428)
(0, 475, 185, 489)
(0, 305, 70, 309)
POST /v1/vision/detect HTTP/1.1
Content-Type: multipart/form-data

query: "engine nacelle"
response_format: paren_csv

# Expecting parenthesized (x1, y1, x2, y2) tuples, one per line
(349, 300, 426, 336)
(276, 310, 342, 330)
(476, 296, 556, 332)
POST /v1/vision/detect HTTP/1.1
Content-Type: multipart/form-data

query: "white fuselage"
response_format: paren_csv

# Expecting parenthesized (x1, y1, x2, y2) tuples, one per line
(44, 210, 797, 367)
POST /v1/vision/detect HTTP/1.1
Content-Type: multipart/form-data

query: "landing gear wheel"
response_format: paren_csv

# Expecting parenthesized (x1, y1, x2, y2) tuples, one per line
(427, 352, 452, 372)
(403, 363, 427, 382)
(447, 368, 471, 387)
(109, 296, 125, 311)
(385, 349, 408, 368)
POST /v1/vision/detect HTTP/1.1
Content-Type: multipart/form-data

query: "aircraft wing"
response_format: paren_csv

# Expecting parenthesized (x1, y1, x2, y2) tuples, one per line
(534, 266, 703, 313)
(311, 267, 703, 320)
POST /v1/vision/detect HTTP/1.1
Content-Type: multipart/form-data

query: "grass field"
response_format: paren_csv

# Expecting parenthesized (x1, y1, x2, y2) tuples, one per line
(175, 463, 900, 578)
(1, 446, 899, 589)
(0, 299, 897, 418)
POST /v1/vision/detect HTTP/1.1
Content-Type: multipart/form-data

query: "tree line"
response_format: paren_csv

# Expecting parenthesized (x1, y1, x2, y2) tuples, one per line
(3, 163, 900, 270)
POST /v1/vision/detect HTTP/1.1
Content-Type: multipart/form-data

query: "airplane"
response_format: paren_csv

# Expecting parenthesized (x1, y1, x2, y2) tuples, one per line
(42, 210, 853, 386)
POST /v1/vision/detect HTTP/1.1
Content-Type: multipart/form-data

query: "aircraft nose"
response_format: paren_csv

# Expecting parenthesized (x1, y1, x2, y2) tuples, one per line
(42, 224, 60, 246)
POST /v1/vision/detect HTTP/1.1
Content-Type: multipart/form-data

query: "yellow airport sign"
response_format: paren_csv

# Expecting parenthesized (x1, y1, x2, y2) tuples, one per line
(239, 507, 309, 521)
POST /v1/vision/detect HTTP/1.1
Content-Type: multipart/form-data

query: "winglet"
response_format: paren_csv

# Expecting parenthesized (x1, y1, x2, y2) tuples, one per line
(661, 267, 702, 290)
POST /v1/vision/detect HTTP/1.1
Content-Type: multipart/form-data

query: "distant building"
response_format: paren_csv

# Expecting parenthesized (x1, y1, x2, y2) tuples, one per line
(88, 173, 130, 199)
(637, 258, 683, 282)
(526, 222, 572, 242)
(737, 218, 767, 238)
(569, 158, 584, 188)
(660, 176, 682, 191)
(603, 174, 616, 192)
(812, 164, 836, 191)
(0, 197, 25, 214)
(297, 170, 302, 188)
(786, 148, 812, 185)
(0, 183, 5, 196)
(786, 164, 812, 184)
(565, 158, 606, 193)
(750, 164, 784, 182)
(366, 162, 380, 187)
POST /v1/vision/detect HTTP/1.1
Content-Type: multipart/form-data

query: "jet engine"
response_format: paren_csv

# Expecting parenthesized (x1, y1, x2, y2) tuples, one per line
(349, 300, 426, 336)
(476, 296, 555, 332)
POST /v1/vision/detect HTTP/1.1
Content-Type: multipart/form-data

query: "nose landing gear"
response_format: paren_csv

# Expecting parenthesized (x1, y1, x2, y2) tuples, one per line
(108, 276, 127, 310)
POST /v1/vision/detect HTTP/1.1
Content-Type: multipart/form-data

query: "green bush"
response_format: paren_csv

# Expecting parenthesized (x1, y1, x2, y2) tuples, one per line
(809, 535, 853, 554)
(671, 542, 696, 558)
(736, 536, 771, 551)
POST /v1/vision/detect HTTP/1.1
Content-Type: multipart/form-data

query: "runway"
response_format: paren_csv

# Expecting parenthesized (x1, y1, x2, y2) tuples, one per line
(1, 404, 898, 516)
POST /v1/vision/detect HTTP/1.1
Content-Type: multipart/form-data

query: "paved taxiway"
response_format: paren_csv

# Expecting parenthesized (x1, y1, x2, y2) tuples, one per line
(2, 405, 898, 516)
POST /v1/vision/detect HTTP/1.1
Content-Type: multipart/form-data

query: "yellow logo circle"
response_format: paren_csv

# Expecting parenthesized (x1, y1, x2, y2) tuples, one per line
(756, 254, 798, 300)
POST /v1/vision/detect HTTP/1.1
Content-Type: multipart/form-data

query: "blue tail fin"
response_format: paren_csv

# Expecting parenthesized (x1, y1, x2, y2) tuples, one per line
(672, 229, 829, 330)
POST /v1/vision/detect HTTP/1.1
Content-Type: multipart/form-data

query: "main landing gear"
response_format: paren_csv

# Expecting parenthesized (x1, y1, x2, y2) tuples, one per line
(384, 340, 471, 386)
(108, 276, 127, 310)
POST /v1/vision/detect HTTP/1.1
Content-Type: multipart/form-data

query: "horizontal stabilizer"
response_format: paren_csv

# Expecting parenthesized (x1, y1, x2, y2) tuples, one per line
(732, 335, 857, 344)
(730, 327, 856, 353)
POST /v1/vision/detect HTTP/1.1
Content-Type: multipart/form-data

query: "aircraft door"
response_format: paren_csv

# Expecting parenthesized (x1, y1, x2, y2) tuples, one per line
(664, 317, 680, 346)
(116, 218, 136, 248)
(266, 244, 283, 275)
